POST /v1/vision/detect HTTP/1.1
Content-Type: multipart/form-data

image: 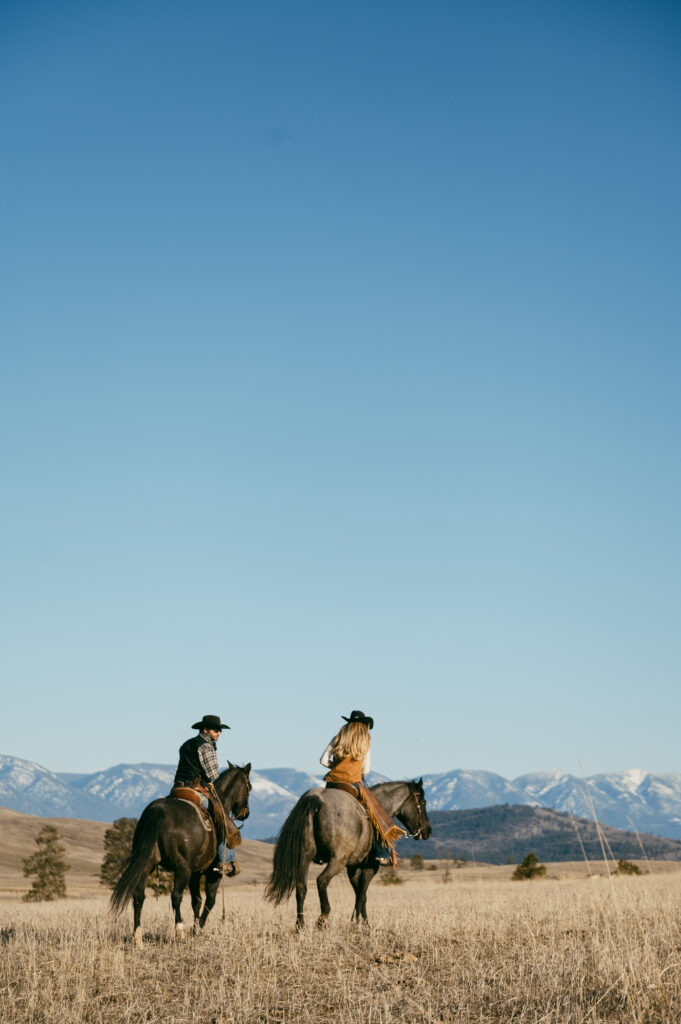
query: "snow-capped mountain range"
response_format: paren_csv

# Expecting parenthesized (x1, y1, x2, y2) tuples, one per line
(3, 754, 681, 840)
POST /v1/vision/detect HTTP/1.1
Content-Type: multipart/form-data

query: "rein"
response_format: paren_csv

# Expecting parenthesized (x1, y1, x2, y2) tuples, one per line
(214, 768, 250, 924)
(221, 768, 251, 824)
(403, 786, 426, 839)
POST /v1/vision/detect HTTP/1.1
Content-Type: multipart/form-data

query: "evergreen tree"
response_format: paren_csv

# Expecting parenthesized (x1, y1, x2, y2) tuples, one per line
(512, 852, 547, 880)
(22, 825, 70, 902)
(100, 817, 137, 889)
(100, 817, 172, 894)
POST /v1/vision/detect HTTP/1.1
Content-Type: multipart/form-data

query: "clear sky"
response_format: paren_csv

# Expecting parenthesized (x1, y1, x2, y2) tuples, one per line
(2, 0, 680, 782)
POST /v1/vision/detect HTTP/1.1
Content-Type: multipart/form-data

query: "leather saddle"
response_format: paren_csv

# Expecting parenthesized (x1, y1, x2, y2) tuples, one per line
(169, 784, 213, 832)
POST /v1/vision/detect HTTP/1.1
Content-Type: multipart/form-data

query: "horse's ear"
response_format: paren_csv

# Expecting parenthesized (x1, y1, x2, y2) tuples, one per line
(244, 762, 251, 775)
(228, 760, 235, 769)
(417, 777, 423, 788)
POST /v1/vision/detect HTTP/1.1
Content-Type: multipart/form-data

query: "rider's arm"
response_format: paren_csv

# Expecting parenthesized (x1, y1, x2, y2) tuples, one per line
(320, 740, 334, 768)
(363, 747, 371, 777)
(198, 740, 219, 782)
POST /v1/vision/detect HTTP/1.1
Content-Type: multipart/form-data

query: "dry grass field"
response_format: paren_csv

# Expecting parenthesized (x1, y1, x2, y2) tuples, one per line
(3, 850, 681, 1024)
(0, 807, 277, 898)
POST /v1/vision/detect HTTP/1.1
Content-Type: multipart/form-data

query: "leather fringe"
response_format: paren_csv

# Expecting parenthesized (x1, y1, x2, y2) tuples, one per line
(359, 787, 407, 851)
(224, 817, 242, 849)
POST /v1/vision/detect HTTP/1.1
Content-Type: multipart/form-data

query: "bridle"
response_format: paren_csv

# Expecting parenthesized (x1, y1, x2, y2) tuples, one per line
(402, 785, 427, 839)
(212, 768, 251, 828)
(232, 769, 251, 825)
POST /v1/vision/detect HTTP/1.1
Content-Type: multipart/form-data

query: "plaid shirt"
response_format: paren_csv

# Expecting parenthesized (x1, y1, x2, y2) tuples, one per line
(197, 734, 220, 782)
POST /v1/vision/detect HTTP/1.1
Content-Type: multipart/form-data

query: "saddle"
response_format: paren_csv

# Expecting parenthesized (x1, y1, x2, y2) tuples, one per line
(325, 780, 359, 799)
(171, 784, 209, 808)
(169, 782, 242, 848)
(169, 784, 213, 832)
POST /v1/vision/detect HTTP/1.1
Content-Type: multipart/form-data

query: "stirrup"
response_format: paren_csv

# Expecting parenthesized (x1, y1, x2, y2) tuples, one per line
(212, 860, 240, 877)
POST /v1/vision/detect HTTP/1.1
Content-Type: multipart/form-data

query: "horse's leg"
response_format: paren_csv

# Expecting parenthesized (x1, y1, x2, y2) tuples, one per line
(316, 857, 345, 928)
(171, 864, 191, 942)
(200, 872, 221, 929)
(346, 865, 365, 924)
(189, 873, 203, 935)
(353, 866, 378, 926)
(132, 875, 146, 946)
(294, 859, 312, 931)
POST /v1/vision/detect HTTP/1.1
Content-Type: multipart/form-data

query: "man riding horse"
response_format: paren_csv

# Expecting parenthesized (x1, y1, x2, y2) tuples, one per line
(172, 714, 239, 877)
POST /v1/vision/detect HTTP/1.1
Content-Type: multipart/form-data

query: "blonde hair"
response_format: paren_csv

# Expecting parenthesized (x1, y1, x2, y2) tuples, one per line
(330, 721, 371, 761)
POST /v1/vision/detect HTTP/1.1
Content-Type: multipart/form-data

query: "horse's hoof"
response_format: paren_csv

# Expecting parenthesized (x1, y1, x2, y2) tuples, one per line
(133, 927, 143, 947)
(316, 915, 329, 930)
(295, 918, 305, 932)
(175, 923, 186, 943)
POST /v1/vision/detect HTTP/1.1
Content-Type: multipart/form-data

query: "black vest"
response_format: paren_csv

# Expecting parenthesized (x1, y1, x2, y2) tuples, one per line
(174, 734, 213, 786)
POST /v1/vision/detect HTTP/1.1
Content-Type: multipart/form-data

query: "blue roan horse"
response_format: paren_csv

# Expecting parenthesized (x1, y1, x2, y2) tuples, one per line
(266, 779, 431, 928)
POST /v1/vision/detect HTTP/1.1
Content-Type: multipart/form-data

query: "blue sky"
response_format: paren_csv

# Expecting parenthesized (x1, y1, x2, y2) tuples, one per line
(2, 0, 680, 781)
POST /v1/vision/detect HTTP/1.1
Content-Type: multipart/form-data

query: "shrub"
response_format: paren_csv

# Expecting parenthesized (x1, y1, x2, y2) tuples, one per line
(381, 867, 403, 885)
(410, 854, 424, 870)
(22, 825, 70, 902)
(512, 853, 547, 880)
(616, 858, 642, 876)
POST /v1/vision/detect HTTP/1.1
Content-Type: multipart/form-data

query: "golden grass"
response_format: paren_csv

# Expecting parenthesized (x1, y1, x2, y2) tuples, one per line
(3, 864, 681, 1023)
(0, 807, 277, 899)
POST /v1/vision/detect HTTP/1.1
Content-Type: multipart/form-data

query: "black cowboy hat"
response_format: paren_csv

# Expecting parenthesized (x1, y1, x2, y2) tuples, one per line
(191, 714, 230, 732)
(341, 710, 374, 730)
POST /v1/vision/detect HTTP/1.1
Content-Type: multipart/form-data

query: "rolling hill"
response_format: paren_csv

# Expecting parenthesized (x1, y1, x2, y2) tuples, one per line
(399, 804, 681, 864)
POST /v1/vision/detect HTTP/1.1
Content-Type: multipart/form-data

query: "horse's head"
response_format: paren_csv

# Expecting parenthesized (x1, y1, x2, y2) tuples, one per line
(396, 778, 432, 840)
(222, 761, 252, 821)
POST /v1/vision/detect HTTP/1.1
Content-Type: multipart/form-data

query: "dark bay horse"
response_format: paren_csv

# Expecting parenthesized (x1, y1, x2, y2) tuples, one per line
(266, 779, 431, 928)
(111, 764, 251, 943)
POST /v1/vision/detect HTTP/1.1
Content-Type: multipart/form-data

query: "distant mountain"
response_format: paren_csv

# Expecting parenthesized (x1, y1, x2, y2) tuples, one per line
(0, 756, 312, 837)
(66, 763, 176, 816)
(58, 762, 318, 837)
(420, 768, 681, 839)
(422, 769, 528, 810)
(4, 754, 681, 843)
(0, 755, 111, 821)
(255, 768, 325, 795)
(398, 804, 681, 864)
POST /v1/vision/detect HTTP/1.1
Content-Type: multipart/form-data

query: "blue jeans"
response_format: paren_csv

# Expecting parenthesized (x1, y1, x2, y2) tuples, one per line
(199, 794, 235, 865)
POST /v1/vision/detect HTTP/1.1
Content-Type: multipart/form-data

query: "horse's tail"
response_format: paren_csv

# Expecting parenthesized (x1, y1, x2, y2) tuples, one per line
(265, 791, 320, 905)
(110, 803, 164, 917)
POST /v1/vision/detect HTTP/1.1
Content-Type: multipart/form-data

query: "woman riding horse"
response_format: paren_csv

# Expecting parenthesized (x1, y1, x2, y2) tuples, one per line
(321, 710, 403, 866)
(267, 711, 432, 928)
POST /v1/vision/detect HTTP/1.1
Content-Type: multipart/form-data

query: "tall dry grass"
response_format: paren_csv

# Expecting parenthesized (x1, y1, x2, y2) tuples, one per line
(2, 868, 681, 1023)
